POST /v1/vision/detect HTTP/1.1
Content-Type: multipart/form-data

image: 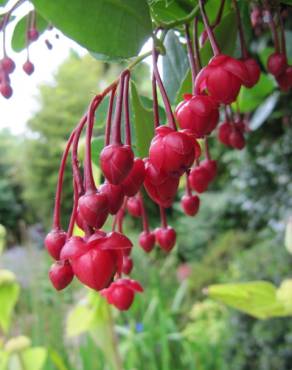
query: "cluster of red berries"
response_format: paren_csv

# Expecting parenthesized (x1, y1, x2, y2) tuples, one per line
(42, 0, 278, 312)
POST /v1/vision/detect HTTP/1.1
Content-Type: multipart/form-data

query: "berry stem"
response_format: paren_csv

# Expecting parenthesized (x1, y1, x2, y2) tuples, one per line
(105, 86, 117, 146)
(139, 191, 150, 233)
(123, 71, 132, 146)
(193, 16, 202, 71)
(214, 0, 225, 27)
(185, 23, 197, 94)
(112, 70, 129, 145)
(53, 131, 75, 229)
(84, 95, 103, 192)
(67, 178, 79, 238)
(278, 8, 287, 57)
(152, 45, 176, 130)
(232, 0, 248, 59)
(198, 0, 220, 56)
(152, 54, 160, 128)
(159, 205, 168, 229)
(72, 115, 87, 196)
(265, 4, 280, 53)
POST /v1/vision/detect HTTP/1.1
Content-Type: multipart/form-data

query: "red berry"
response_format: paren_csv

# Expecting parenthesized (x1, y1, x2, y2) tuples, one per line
(27, 28, 39, 42)
(200, 159, 217, 182)
(45, 228, 67, 260)
(127, 196, 141, 218)
(122, 256, 133, 275)
(100, 144, 134, 185)
(99, 182, 124, 215)
(49, 261, 74, 291)
(139, 231, 155, 253)
(23, 61, 34, 75)
(218, 121, 233, 147)
(181, 194, 200, 216)
(59, 236, 86, 260)
(229, 128, 245, 150)
(1, 57, 15, 74)
(149, 126, 195, 176)
(195, 54, 249, 104)
(175, 95, 219, 137)
(144, 161, 179, 208)
(189, 166, 210, 193)
(0, 83, 12, 99)
(276, 66, 292, 92)
(267, 53, 287, 77)
(155, 226, 176, 252)
(122, 158, 145, 197)
(101, 278, 143, 311)
(78, 191, 109, 229)
(243, 58, 261, 88)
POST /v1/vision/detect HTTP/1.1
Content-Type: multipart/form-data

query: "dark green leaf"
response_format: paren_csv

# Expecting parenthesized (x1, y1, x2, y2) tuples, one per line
(235, 73, 276, 113)
(249, 92, 280, 131)
(32, 0, 152, 58)
(150, 0, 188, 24)
(162, 30, 188, 104)
(130, 81, 154, 158)
(176, 11, 237, 103)
(11, 11, 48, 52)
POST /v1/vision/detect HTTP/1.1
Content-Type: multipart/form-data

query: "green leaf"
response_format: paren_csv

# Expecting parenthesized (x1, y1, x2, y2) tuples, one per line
(0, 270, 20, 333)
(66, 305, 94, 337)
(91, 136, 105, 168)
(249, 92, 280, 131)
(176, 11, 237, 103)
(235, 73, 276, 113)
(48, 349, 68, 370)
(207, 281, 292, 319)
(162, 30, 188, 103)
(20, 348, 47, 370)
(130, 81, 154, 158)
(32, 0, 152, 58)
(11, 11, 48, 52)
(0, 224, 6, 255)
(277, 280, 292, 311)
(150, 0, 189, 24)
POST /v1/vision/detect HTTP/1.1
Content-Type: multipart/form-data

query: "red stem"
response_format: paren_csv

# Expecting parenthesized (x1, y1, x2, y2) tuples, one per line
(198, 0, 220, 56)
(214, 0, 225, 26)
(84, 95, 103, 192)
(112, 70, 129, 145)
(105, 87, 116, 146)
(152, 45, 176, 130)
(278, 8, 287, 57)
(159, 205, 168, 229)
(265, 5, 280, 53)
(67, 178, 79, 238)
(53, 131, 75, 229)
(123, 72, 132, 146)
(185, 23, 197, 95)
(232, 0, 248, 59)
(152, 56, 160, 128)
(204, 137, 211, 160)
(72, 115, 87, 195)
(139, 191, 150, 233)
(193, 16, 202, 72)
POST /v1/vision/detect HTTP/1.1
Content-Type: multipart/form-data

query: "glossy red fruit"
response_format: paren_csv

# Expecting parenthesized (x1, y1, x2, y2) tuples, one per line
(45, 228, 67, 260)
(100, 278, 143, 311)
(0, 83, 12, 99)
(181, 194, 200, 216)
(143, 158, 179, 208)
(49, 261, 74, 291)
(149, 126, 195, 176)
(122, 158, 145, 197)
(78, 191, 109, 229)
(1, 57, 15, 74)
(175, 94, 219, 137)
(27, 28, 39, 41)
(59, 236, 86, 260)
(127, 196, 141, 217)
(218, 121, 233, 147)
(200, 159, 217, 182)
(155, 226, 176, 252)
(122, 256, 133, 275)
(139, 231, 155, 253)
(180, 129, 202, 159)
(276, 66, 292, 92)
(229, 128, 245, 150)
(23, 61, 34, 75)
(267, 53, 287, 76)
(100, 144, 134, 185)
(189, 166, 210, 193)
(195, 54, 249, 104)
(243, 58, 261, 88)
(99, 182, 124, 215)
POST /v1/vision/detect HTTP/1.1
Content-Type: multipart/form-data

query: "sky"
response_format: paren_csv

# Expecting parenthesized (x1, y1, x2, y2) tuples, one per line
(0, 1, 86, 135)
